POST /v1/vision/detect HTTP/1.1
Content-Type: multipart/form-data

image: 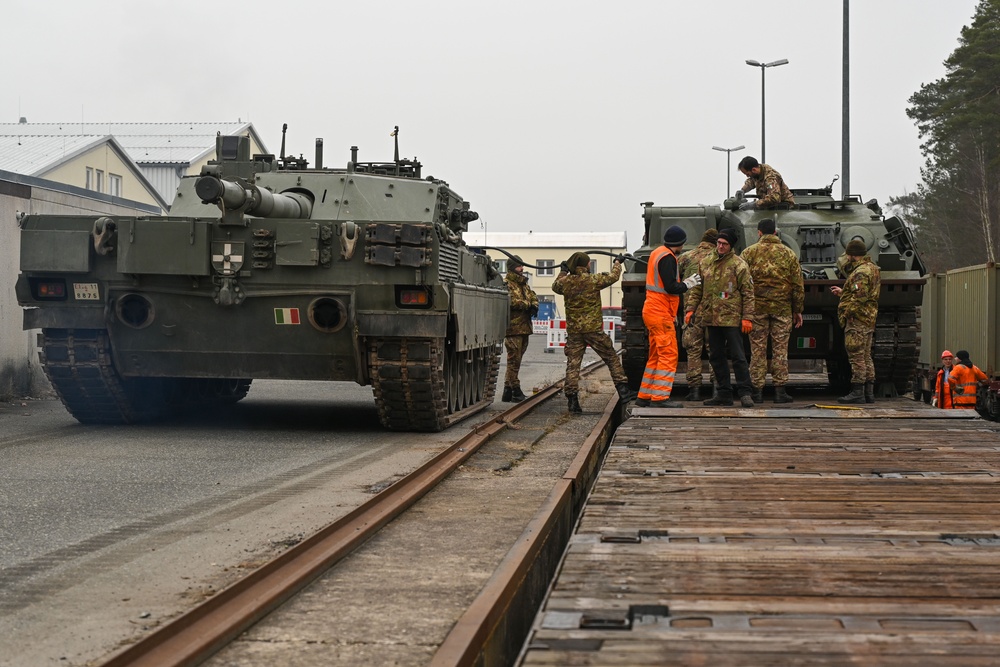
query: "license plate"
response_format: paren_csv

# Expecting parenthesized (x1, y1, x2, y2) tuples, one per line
(73, 283, 100, 300)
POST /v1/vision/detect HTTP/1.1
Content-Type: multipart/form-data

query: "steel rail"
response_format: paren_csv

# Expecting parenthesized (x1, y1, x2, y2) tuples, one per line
(100, 362, 604, 667)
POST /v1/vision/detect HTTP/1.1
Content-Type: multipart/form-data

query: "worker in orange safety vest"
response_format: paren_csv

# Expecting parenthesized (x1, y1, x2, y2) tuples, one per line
(932, 350, 956, 409)
(948, 349, 988, 409)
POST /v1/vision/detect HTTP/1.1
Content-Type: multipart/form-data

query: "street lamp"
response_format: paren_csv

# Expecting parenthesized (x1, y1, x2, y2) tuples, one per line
(745, 58, 789, 164)
(712, 144, 745, 197)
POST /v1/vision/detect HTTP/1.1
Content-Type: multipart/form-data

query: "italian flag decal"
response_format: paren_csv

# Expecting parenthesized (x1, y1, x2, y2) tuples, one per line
(797, 337, 817, 349)
(274, 308, 301, 325)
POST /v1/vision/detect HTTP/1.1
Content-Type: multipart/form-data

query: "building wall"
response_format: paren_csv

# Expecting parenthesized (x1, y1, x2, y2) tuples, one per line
(496, 247, 627, 317)
(0, 176, 160, 399)
(41, 143, 161, 209)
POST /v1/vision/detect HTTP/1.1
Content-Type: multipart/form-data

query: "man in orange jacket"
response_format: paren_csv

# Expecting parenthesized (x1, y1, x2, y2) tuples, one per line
(949, 350, 988, 409)
(933, 350, 956, 409)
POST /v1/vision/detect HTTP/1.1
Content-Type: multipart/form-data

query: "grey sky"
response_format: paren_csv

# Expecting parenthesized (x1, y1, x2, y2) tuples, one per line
(5, 0, 979, 249)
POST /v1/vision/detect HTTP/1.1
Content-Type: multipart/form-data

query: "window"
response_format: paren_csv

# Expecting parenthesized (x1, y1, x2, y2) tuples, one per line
(537, 259, 555, 276)
(85, 167, 94, 190)
(590, 260, 598, 274)
(96, 170, 104, 193)
(109, 174, 122, 197)
(494, 259, 507, 274)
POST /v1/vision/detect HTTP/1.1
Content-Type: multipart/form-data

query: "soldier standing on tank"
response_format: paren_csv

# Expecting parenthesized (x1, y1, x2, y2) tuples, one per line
(502, 255, 539, 403)
(735, 156, 795, 210)
(831, 239, 881, 404)
(635, 225, 703, 408)
(552, 252, 635, 413)
(683, 228, 756, 407)
(677, 228, 719, 401)
(740, 218, 804, 404)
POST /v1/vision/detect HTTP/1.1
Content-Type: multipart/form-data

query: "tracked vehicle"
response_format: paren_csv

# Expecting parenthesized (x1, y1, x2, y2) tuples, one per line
(15, 128, 508, 431)
(622, 184, 926, 395)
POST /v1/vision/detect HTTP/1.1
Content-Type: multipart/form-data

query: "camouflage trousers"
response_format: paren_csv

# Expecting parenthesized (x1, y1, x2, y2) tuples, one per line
(844, 319, 875, 384)
(564, 331, 627, 394)
(504, 334, 530, 389)
(682, 321, 715, 386)
(749, 311, 793, 388)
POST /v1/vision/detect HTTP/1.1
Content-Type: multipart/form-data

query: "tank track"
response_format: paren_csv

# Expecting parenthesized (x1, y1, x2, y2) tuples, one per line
(39, 328, 251, 424)
(872, 306, 919, 395)
(369, 337, 499, 432)
(621, 281, 649, 391)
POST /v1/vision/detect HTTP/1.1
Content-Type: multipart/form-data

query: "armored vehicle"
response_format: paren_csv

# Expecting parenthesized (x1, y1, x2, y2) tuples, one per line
(621, 184, 926, 395)
(15, 129, 508, 431)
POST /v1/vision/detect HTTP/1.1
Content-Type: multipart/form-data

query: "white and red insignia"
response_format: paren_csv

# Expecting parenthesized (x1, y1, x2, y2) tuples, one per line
(211, 242, 245, 275)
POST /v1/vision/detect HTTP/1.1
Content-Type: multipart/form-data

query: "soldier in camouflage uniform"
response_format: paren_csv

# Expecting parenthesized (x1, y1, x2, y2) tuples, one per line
(831, 239, 881, 404)
(740, 218, 804, 403)
(736, 156, 795, 210)
(552, 252, 634, 413)
(677, 228, 718, 400)
(502, 255, 539, 403)
(684, 228, 756, 407)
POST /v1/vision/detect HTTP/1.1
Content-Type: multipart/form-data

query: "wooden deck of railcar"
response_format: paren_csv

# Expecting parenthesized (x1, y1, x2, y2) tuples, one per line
(520, 405, 1000, 666)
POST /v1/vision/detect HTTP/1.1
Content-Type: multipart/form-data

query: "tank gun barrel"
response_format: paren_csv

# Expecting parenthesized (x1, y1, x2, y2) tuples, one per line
(195, 174, 313, 219)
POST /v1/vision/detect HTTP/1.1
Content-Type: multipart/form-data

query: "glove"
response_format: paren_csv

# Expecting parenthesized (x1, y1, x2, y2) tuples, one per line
(741, 319, 752, 334)
(616, 254, 627, 263)
(559, 261, 570, 274)
(529, 304, 539, 318)
(682, 274, 702, 289)
(684, 311, 693, 325)
(733, 190, 744, 200)
(738, 201, 755, 211)
(932, 397, 938, 407)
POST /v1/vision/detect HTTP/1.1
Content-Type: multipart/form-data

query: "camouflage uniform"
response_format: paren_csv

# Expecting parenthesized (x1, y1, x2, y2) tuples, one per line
(740, 164, 795, 208)
(837, 255, 880, 384)
(503, 270, 538, 390)
(740, 234, 804, 388)
(678, 241, 716, 387)
(552, 262, 627, 394)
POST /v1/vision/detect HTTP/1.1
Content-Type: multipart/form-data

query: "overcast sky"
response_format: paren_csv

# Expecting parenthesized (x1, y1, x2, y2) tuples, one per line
(4, 0, 980, 249)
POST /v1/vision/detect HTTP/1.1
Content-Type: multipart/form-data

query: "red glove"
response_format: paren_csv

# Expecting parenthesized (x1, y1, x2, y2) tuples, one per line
(684, 311, 693, 325)
(741, 319, 752, 334)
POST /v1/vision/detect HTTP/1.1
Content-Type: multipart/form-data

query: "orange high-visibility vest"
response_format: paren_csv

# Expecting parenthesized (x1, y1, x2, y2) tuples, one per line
(644, 245, 680, 319)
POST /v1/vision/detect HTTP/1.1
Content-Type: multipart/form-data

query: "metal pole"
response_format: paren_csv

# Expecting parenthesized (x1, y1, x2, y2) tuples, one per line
(761, 66, 767, 164)
(727, 152, 732, 195)
(842, 0, 850, 200)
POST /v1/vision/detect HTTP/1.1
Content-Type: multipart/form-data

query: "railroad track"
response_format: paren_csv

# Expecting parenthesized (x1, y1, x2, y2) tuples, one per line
(99, 361, 620, 667)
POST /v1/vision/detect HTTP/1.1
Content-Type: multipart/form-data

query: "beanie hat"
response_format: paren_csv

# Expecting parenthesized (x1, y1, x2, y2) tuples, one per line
(508, 255, 524, 270)
(956, 350, 971, 362)
(568, 251, 591, 270)
(941, 350, 954, 359)
(845, 239, 868, 256)
(701, 228, 719, 244)
(717, 228, 738, 246)
(663, 225, 687, 246)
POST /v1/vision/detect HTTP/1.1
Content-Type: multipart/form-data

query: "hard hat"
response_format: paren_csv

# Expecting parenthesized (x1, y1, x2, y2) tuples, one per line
(941, 350, 954, 359)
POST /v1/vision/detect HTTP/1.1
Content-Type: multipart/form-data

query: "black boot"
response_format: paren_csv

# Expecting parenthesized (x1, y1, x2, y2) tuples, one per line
(511, 386, 527, 402)
(838, 384, 866, 404)
(685, 386, 701, 402)
(567, 393, 583, 413)
(616, 383, 637, 402)
(774, 386, 794, 404)
(650, 399, 684, 408)
(704, 389, 733, 406)
(740, 393, 755, 408)
(501, 387, 512, 402)
(633, 398, 651, 407)
(751, 387, 764, 404)
(864, 381, 875, 404)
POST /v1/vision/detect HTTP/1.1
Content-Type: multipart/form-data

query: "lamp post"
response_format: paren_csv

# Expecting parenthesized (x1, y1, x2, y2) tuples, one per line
(712, 144, 745, 197)
(745, 58, 788, 164)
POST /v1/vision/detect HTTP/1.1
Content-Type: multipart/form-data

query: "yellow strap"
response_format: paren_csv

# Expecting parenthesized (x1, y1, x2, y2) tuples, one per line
(809, 403, 866, 411)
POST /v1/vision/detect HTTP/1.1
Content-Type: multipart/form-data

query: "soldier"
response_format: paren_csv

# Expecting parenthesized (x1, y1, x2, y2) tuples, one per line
(735, 156, 795, 210)
(552, 252, 634, 413)
(831, 239, 881, 404)
(635, 225, 703, 408)
(948, 350, 988, 410)
(502, 255, 539, 403)
(683, 228, 756, 407)
(740, 218, 804, 403)
(677, 228, 718, 401)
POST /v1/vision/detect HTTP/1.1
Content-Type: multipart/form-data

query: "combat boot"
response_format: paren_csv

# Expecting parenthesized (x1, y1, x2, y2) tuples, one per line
(751, 387, 764, 404)
(864, 381, 875, 404)
(774, 386, 794, 404)
(511, 386, 527, 402)
(633, 398, 651, 407)
(501, 387, 512, 402)
(650, 399, 684, 408)
(684, 386, 701, 402)
(838, 384, 866, 404)
(616, 383, 637, 402)
(567, 393, 583, 413)
(740, 393, 755, 408)
(703, 389, 733, 406)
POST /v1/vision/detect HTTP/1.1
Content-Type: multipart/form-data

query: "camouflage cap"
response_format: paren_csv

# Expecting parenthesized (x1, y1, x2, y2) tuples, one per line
(845, 239, 868, 257)
(508, 255, 524, 270)
(567, 252, 591, 270)
(701, 228, 719, 244)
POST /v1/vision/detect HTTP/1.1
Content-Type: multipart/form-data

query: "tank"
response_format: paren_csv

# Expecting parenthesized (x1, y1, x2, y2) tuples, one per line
(14, 128, 509, 431)
(621, 184, 926, 395)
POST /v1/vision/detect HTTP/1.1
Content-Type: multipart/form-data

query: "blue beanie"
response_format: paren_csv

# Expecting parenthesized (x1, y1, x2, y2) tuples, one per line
(663, 225, 687, 246)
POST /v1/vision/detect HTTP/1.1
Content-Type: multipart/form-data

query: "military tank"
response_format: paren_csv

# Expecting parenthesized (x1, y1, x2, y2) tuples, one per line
(15, 127, 509, 431)
(621, 183, 926, 395)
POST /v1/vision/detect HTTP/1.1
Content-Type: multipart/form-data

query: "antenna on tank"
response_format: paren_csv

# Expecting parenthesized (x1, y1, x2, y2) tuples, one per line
(391, 125, 400, 175)
(280, 123, 288, 161)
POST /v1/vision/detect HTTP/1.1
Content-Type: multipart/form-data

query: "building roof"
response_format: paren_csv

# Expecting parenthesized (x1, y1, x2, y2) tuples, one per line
(463, 231, 627, 249)
(0, 121, 267, 166)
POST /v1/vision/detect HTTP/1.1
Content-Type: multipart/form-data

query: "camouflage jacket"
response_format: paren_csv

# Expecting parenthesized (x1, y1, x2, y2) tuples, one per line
(552, 263, 621, 333)
(677, 241, 716, 280)
(740, 164, 795, 208)
(685, 250, 755, 327)
(505, 270, 538, 336)
(740, 234, 804, 316)
(837, 256, 880, 328)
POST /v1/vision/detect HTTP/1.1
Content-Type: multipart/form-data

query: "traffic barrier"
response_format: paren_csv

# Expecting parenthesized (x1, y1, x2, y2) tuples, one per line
(544, 318, 615, 352)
